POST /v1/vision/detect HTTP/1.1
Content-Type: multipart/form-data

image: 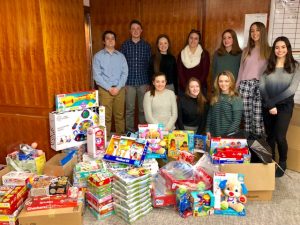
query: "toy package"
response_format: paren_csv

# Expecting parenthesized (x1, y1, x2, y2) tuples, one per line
(160, 161, 212, 191)
(55, 90, 99, 112)
(50, 107, 103, 151)
(6, 144, 46, 175)
(113, 168, 151, 186)
(87, 126, 107, 159)
(0, 186, 28, 215)
(104, 135, 148, 166)
(0, 202, 24, 224)
(190, 190, 214, 216)
(168, 130, 194, 159)
(2, 171, 34, 186)
(138, 124, 168, 159)
(209, 138, 250, 164)
(213, 172, 248, 216)
(151, 175, 176, 208)
(194, 135, 207, 153)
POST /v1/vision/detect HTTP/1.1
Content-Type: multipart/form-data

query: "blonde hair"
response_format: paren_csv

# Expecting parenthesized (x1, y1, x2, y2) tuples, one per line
(210, 71, 239, 105)
(184, 77, 207, 113)
(242, 22, 270, 62)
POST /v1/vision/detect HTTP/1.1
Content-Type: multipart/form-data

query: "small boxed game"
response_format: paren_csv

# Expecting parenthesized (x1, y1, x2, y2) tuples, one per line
(0, 186, 28, 214)
(48, 176, 69, 195)
(113, 168, 151, 186)
(104, 135, 149, 166)
(194, 135, 207, 153)
(30, 176, 55, 197)
(2, 171, 34, 186)
(213, 172, 248, 216)
(112, 186, 150, 200)
(87, 126, 107, 159)
(49, 107, 103, 151)
(55, 90, 99, 112)
(87, 204, 115, 221)
(112, 191, 151, 209)
(113, 177, 151, 194)
(85, 191, 113, 210)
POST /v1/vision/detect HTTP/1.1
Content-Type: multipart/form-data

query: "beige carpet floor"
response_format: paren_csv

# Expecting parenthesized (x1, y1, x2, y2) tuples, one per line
(83, 169, 300, 225)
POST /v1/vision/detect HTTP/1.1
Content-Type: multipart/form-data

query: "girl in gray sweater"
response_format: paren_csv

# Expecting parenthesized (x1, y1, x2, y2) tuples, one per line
(260, 36, 300, 177)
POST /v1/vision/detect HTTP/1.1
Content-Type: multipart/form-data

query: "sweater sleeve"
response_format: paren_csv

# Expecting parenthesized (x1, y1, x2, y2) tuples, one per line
(177, 97, 184, 130)
(265, 70, 300, 108)
(166, 91, 178, 130)
(143, 92, 159, 124)
(196, 103, 208, 135)
(225, 97, 243, 135)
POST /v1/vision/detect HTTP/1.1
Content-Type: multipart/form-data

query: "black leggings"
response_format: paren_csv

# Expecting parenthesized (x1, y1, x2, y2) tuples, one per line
(263, 100, 294, 162)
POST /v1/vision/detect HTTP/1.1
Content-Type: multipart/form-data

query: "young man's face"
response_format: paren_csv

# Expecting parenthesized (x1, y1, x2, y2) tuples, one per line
(104, 33, 116, 49)
(130, 23, 142, 39)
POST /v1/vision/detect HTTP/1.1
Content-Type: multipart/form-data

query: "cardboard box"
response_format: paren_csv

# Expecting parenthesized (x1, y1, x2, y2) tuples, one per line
(219, 162, 275, 201)
(286, 124, 300, 172)
(19, 204, 83, 225)
(43, 154, 77, 179)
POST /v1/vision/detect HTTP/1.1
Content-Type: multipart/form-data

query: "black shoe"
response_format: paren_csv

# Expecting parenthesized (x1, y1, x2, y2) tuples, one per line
(275, 161, 286, 177)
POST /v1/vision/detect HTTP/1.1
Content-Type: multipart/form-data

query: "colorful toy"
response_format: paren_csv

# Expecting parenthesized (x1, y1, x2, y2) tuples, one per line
(104, 136, 148, 166)
(190, 190, 214, 216)
(87, 126, 107, 159)
(49, 107, 101, 151)
(175, 186, 192, 218)
(213, 172, 247, 216)
(168, 130, 194, 159)
(194, 135, 207, 153)
(55, 90, 99, 112)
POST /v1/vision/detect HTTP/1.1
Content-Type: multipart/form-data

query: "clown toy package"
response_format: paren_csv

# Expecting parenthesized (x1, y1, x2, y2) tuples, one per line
(213, 172, 248, 216)
(104, 135, 149, 166)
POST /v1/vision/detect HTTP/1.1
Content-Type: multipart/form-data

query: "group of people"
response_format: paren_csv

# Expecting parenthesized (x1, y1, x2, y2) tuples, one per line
(93, 20, 300, 177)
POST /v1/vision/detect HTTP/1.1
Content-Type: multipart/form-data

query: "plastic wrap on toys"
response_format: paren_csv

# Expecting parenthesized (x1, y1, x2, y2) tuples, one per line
(159, 161, 212, 191)
(194, 153, 219, 178)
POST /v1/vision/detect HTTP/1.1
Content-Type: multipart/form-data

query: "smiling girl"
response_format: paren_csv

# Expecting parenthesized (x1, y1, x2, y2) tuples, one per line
(206, 71, 243, 139)
(177, 77, 208, 134)
(236, 22, 270, 136)
(212, 29, 242, 82)
(143, 72, 178, 130)
(260, 36, 300, 177)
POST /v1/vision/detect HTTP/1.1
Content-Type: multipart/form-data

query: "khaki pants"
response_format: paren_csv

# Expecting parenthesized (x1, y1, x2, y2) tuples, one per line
(99, 87, 125, 137)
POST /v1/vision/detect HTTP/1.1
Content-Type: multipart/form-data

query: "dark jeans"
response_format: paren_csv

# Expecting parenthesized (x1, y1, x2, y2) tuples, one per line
(263, 100, 294, 162)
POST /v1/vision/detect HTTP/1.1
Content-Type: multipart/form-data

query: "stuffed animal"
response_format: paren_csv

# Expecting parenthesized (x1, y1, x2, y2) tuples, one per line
(219, 179, 248, 212)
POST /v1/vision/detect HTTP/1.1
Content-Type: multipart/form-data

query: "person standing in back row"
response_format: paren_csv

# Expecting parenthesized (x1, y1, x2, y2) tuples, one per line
(260, 36, 300, 177)
(236, 22, 270, 136)
(120, 19, 152, 132)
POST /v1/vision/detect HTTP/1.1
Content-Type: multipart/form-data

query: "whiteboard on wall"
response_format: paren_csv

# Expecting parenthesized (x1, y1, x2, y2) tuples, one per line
(243, 14, 268, 47)
(268, 0, 300, 104)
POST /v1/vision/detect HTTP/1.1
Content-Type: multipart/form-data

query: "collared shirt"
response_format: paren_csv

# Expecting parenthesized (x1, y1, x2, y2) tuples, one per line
(93, 49, 128, 91)
(120, 39, 151, 86)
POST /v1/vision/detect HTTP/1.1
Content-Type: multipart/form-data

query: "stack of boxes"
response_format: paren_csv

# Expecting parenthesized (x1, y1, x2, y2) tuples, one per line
(86, 171, 114, 220)
(112, 168, 152, 223)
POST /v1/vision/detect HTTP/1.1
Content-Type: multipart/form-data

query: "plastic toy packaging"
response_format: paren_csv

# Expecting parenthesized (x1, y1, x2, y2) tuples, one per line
(159, 161, 213, 191)
(194, 153, 219, 178)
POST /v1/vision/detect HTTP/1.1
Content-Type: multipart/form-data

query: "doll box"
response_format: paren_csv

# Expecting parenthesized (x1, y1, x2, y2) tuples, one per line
(104, 135, 149, 166)
(87, 126, 107, 159)
(55, 90, 99, 112)
(219, 162, 275, 201)
(49, 107, 104, 151)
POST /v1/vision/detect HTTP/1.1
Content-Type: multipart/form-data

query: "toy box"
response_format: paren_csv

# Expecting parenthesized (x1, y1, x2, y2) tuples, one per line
(0, 203, 23, 224)
(49, 107, 104, 151)
(55, 90, 99, 112)
(87, 126, 107, 159)
(151, 179, 176, 208)
(30, 176, 55, 197)
(113, 168, 151, 186)
(209, 138, 248, 155)
(168, 130, 194, 159)
(138, 124, 167, 159)
(112, 186, 150, 201)
(2, 171, 34, 186)
(87, 204, 115, 221)
(194, 135, 207, 153)
(0, 186, 28, 215)
(104, 135, 149, 166)
(85, 191, 113, 210)
(113, 191, 151, 209)
(213, 172, 247, 216)
(115, 204, 152, 223)
(48, 176, 69, 195)
(190, 190, 214, 216)
(112, 178, 151, 195)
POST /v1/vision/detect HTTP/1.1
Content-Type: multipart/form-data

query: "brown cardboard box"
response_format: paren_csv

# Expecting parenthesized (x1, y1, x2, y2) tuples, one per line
(19, 204, 83, 225)
(286, 106, 300, 172)
(0, 166, 11, 185)
(219, 162, 275, 201)
(43, 153, 77, 179)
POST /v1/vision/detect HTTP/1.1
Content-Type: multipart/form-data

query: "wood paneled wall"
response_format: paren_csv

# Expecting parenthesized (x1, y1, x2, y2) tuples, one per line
(90, 0, 204, 56)
(0, 0, 89, 163)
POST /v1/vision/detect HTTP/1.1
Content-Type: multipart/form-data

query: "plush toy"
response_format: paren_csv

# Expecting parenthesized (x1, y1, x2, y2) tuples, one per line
(219, 179, 248, 212)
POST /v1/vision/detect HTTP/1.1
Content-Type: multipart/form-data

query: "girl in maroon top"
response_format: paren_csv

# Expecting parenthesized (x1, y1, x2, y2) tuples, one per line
(177, 29, 210, 96)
